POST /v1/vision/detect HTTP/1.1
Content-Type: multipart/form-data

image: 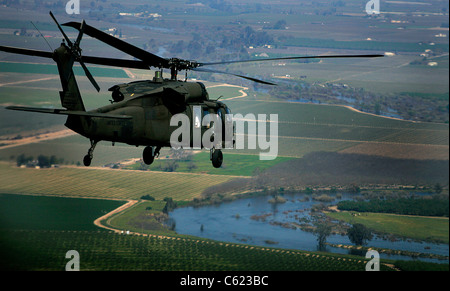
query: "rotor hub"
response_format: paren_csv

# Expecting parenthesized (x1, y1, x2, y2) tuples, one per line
(168, 58, 200, 72)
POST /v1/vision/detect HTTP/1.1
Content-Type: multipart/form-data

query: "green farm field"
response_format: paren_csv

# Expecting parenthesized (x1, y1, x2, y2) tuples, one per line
(128, 152, 292, 176)
(327, 211, 449, 244)
(0, 163, 233, 201)
(0, 193, 124, 231)
(0, 228, 395, 271)
(105, 200, 173, 236)
(226, 99, 449, 160)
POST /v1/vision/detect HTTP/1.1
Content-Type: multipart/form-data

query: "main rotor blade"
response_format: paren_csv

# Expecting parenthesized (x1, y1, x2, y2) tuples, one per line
(79, 59, 100, 92)
(199, 54, 384, 67)
(193, 67, 276, 86)
(63, 21, 169, 69)
(81, 56, 149, 69)
(0, 45, 149, 70)
(49, 11, 73, 47)
(74, 20, 86, 48)
(0, 45, 53, 58)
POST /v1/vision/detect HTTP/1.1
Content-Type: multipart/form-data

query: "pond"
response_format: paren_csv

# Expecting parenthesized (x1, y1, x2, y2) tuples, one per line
(169, 193, 449, 264)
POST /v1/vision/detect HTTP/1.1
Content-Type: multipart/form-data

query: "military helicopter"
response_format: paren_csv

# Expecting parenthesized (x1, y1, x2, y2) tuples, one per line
(0, 12, 383, 168)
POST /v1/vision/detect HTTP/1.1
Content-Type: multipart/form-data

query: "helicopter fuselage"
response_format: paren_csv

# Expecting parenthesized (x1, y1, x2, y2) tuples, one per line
(0, 12, 382, 168)
(67, 79, 232, 149)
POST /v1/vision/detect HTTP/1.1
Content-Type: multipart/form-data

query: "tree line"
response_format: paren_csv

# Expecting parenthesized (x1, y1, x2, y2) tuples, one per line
(16, 154, 61, 168)
(314, 221, 373, 250)
(270, 82, 449, 124)
(337, 196, 449, 217)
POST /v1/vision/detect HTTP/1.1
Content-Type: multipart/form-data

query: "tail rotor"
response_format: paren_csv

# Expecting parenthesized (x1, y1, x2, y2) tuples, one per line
(49, 11, 100, 92)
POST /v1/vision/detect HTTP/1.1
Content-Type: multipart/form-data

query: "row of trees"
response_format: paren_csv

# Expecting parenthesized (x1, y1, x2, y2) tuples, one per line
(140, 195, 177, 214)
(167, 25, 273, 60)
(16, 154, 60, 168)
(337, 196, 449, 217)
(138, 159, 198, 173)
(271, 82, 449, 123)
(314, 222, 373, 250)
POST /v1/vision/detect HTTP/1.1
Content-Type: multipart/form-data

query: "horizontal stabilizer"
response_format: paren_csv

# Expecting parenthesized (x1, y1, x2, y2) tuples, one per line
(6, 106, 132, 119)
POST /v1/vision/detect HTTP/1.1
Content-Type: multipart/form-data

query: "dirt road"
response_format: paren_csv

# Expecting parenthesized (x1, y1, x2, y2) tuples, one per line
(93, 200, 139, 232)
(0, 129, 76, 149)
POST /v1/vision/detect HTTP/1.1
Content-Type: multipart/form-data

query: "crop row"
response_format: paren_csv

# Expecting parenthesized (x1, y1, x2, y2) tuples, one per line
(229, 99, 448, 145)
(0, 230, 392, 271)
(0, 163, 232, 201)
(278, 123, 448, 146)
(339, 142, 450, 161)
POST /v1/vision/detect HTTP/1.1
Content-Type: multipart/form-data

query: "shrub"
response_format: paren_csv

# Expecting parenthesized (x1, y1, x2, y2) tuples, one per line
(141, 195, 155, 201)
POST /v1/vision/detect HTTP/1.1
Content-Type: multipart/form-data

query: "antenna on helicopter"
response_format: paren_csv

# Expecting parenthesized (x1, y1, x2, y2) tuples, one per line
(30, 21, 54, 52)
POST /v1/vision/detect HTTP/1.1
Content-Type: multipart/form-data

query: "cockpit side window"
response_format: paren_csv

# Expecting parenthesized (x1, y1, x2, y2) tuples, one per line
(197, 82, 209, 101)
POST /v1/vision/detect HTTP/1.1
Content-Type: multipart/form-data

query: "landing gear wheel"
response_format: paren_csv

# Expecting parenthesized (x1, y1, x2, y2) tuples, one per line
(83, 139, 98, 167)
(83, 155, 92, 167)
(211, 149, 223, 168)
(143, 146, 155, 165)
(143, 146, 160, 165)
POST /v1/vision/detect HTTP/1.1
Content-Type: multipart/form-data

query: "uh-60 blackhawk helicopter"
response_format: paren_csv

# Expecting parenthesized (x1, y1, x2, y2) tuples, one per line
(0, 12, 383, 168)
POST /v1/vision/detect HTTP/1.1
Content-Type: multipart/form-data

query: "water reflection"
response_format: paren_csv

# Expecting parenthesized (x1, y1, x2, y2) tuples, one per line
(169, 193, 449, 263)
